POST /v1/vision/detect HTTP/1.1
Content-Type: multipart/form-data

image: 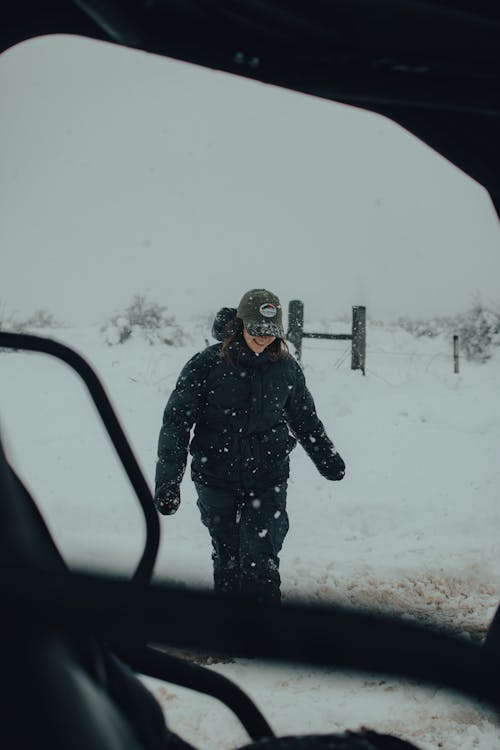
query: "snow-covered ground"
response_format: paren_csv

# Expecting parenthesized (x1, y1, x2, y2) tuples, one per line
(1, 319, 500, 750)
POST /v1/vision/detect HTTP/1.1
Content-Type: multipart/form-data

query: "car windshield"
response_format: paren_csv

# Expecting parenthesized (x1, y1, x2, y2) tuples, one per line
(1, 34, 500, 749)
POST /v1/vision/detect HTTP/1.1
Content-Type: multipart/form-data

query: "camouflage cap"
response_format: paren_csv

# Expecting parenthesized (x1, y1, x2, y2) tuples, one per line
(237, 289, 284, 338)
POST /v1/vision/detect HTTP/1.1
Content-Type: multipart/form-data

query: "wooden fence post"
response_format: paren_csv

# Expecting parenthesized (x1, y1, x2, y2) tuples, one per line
(351, 305, 366, 375)
(287, 300, 304, 362)
(453, 335, 459, 374)
(287, 300, 366, 372)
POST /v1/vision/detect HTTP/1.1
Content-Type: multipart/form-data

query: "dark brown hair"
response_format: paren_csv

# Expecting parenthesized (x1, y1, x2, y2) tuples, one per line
(221, 317, 288, 367)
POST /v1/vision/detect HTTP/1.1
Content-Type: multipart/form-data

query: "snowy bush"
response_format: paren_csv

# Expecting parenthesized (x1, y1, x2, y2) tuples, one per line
(0, 302, 59, 333)
(0, 300, 17, 332)
(101, 294, 187, 346)
(398, 300, 500, 362)
(18, 309, 60, 331)
(397, 314, 449, 339)
(454, 301, 500, 363)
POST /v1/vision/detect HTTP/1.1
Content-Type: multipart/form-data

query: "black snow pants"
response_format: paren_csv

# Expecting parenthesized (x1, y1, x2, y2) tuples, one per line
(195, 482, 289, 604)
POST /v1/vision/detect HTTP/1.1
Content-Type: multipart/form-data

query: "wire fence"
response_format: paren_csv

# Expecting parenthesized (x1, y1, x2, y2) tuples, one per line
(302, 339, 461, 376)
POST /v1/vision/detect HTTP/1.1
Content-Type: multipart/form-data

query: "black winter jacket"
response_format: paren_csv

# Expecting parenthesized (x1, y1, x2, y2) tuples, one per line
(155, 335, 345, 496)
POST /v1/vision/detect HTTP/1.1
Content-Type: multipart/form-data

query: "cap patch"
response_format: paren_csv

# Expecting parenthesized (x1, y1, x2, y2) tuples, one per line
(259, 303, 277, 318)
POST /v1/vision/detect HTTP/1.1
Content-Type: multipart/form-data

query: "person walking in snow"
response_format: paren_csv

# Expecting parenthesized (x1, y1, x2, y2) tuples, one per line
(154, 289, 345, 604)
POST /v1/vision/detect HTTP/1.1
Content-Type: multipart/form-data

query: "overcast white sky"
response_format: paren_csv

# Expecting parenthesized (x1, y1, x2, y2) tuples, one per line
(1, 34, 500, 327)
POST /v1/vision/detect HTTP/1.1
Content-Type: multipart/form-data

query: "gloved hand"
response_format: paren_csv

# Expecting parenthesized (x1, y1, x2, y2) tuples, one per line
(154, 484, 181, 515)
(320, 451, 346, 481)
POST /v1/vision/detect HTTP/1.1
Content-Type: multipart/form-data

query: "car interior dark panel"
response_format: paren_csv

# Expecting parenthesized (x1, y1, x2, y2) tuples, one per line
(1, 2, 499, 748)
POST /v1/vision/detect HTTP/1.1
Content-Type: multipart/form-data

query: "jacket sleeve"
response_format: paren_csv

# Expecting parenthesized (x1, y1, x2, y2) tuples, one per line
(155, 350, 211, 494)
(284, 359, 345, 481)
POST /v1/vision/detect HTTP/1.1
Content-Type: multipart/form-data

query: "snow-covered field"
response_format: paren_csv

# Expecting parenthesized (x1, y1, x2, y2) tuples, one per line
(1, 319, 500, 750)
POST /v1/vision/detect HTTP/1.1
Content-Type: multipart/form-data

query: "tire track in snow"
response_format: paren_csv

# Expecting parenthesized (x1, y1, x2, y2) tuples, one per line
(284, 566, 500, 640)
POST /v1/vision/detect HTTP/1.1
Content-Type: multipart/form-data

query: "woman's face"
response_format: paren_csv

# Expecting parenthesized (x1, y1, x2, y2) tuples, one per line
(243, 327, 276, 354)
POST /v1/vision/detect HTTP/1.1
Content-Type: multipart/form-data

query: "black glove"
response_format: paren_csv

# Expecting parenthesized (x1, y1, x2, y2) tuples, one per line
(154, 485, 181, 515)
(320, 451, 346, 481)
